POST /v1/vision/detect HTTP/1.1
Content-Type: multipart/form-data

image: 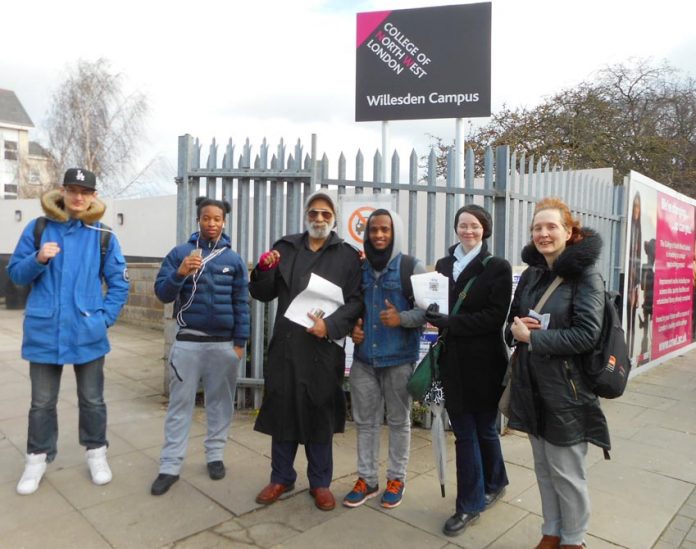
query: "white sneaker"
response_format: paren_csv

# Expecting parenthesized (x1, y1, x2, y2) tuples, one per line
(86, 446, 112, 485)
(17, 453, 47, 495)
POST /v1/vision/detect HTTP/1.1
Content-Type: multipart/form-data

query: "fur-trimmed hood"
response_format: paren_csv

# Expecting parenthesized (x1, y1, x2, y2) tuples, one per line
(40, 189, 106, 224)
(520, 227, 603, 280)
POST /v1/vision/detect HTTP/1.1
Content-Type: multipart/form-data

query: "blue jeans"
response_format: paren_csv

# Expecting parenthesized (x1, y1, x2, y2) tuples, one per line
(449, 408, 508, 514)
(28, 357, 107, 462)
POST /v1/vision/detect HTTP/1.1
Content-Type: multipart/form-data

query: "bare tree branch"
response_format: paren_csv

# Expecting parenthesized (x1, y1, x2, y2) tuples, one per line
(45, 58, 148, 196)
(455, 58, 696, 197)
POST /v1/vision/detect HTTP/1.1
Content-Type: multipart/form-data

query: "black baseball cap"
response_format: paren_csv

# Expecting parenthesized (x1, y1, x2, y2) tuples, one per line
(63, 168, 97, 190)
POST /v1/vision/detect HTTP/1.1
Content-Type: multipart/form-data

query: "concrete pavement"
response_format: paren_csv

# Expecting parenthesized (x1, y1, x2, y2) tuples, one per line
(0, 308, 695, 548)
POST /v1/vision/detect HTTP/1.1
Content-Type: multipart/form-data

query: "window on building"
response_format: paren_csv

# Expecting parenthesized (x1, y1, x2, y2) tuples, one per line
(4, 184, 18, 194)
(4, 140, 18, 161)
(29, 169, 41, 184)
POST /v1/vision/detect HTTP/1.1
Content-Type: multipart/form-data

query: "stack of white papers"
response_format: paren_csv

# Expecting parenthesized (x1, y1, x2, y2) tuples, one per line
(284, 273, 345, 328)
(410, 272, 449, 313)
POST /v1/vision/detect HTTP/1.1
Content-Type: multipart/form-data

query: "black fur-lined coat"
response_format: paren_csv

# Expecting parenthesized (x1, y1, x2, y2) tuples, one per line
(506, 229, 610, 450)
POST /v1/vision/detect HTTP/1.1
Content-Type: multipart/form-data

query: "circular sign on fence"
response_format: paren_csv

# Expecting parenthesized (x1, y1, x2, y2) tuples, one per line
(348, 206, 376, 244)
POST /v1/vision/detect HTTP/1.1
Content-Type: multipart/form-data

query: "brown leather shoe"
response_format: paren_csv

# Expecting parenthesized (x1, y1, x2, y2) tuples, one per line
(310, 487, 336, 511)
(255, 482, 295, 505)
(534, 535, 561, 549)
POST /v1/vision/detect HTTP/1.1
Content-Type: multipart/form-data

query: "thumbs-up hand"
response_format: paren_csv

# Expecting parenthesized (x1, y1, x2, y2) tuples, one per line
(351, 318, 365, 345)
(379, 299, 401, 327)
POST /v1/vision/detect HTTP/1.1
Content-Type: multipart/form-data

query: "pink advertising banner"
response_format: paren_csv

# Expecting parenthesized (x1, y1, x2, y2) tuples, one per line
(624, 172, 696, 369)
(652, 192, 695, 359)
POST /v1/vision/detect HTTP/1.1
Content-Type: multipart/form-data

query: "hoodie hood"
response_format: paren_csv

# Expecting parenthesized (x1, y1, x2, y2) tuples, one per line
(364, 209, 405, 271)
(521, 227, 603, 280)
(40, 189, 106, 224)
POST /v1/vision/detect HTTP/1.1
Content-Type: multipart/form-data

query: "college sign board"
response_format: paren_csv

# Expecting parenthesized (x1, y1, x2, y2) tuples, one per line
(355, 3, 491, 121)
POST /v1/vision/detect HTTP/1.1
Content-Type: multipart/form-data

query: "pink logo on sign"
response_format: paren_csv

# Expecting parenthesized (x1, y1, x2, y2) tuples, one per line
(356, 11, 391, 48)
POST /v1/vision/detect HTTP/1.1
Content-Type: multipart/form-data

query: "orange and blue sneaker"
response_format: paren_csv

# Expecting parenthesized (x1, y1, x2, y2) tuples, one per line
(343, 478, 379, 508)
(380, 478, 405, 508)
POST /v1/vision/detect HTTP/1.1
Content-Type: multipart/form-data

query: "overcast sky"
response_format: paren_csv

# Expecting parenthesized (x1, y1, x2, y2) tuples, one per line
(3, 0, 696, 194)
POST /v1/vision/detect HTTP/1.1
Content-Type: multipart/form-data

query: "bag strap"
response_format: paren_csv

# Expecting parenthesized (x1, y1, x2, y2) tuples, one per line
(534, 276, 563, 312)
(399, 254, 416, 306)
(451, 255, 492, 315)
(33, 216, 48, 249)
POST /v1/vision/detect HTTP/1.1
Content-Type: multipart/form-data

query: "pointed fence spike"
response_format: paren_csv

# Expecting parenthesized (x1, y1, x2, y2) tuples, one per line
(321, 153, 330, 180)
(338, 152, 346, 180)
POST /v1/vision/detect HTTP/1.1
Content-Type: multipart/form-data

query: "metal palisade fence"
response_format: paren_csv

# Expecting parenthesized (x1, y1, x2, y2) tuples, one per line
(176, 133, 625, 408)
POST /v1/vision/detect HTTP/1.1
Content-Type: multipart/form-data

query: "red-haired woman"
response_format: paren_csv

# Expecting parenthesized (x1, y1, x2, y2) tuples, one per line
(507, 197, 610, 549)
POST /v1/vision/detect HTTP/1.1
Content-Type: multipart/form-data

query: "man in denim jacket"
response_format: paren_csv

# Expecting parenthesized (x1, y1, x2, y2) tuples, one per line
(344, 209, 426, 509)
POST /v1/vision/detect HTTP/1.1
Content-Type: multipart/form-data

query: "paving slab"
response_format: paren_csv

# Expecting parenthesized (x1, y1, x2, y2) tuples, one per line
(0, 478, 75, 536)
(180, 439, 274, 516)
(80, 481, 233, 549)
(588, 461, 693, 547)
(603, 435, 696, 485)
(108, 414, 201, 451)
(49, 449, 158, 510)
(271, 504, 449, 549)
(1, 510, 112, 549)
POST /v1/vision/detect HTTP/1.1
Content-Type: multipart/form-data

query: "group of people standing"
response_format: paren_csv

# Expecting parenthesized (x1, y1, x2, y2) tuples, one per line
(9, 168, 610, 549)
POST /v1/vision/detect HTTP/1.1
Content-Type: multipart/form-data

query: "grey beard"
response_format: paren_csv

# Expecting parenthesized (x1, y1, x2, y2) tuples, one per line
(306, 220, 331, 240)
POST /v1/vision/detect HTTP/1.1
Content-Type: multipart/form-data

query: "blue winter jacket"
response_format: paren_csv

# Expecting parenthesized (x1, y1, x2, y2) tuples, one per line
(155, 232, 250, 346)
(7, 190, 130, 365)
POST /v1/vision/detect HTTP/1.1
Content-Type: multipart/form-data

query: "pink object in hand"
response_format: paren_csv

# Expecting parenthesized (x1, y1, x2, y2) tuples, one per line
(258, 250, 279, 271)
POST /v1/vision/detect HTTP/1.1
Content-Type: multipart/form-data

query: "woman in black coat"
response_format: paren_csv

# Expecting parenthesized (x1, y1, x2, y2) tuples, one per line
(508, 197, 610, 549)
(426, 204, 511, 537)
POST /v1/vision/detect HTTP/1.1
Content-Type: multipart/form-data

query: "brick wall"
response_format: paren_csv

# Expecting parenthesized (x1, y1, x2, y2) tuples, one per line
(120, 263, 166, 329)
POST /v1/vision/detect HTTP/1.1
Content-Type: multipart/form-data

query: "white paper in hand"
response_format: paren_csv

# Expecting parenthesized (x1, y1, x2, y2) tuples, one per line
(411, 272, 449, 313)
(528, 309, 550, 330)
(284, 273, 345, 328)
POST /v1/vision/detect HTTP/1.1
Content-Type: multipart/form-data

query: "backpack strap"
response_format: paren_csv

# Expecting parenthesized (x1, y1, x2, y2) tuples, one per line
(32, 216, 48, 250)
(399, 253, 416, 305)
(98, 224, 112, 277)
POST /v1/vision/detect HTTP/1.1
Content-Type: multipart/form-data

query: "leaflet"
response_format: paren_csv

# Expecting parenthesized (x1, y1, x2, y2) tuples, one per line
(284, 273, 345, 329)
(528, 309, 550, 330)
(411, 271, 449, 313)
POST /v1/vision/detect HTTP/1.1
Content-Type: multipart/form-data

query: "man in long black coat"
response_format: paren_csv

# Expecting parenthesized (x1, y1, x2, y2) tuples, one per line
(250, 191, 362, 511)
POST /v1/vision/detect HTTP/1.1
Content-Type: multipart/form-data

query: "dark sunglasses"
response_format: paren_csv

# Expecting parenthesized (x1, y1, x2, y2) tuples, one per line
(307, 209, 333, 220)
